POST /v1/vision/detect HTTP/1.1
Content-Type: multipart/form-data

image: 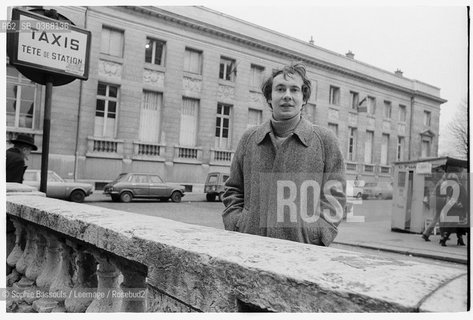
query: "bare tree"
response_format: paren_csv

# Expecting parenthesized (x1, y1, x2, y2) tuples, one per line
(447, 101, 468, 159)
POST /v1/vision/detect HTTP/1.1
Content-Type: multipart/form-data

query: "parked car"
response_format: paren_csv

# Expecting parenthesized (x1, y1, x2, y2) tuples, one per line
(204, 172, 229, 202)
(346, 179, 365, 198)
(103, 173, 185, 203)
(23, 169, 94, 203)
(362, 181, 393, 200)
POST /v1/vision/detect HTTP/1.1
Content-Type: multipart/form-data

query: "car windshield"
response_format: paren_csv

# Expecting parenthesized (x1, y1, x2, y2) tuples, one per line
(48, 171, 64, 182)
(207, 175, 218, 184)
(112, 173, 129, 183)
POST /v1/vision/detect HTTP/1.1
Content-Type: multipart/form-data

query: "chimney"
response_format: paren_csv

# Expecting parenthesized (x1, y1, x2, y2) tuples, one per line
(395, 69, 403, 77)
(309, 36, 314, 45)
(345, 51, 355, 59)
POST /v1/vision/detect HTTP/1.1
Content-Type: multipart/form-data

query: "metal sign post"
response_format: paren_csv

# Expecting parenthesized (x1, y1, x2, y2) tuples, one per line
(40, 76, 53, 193)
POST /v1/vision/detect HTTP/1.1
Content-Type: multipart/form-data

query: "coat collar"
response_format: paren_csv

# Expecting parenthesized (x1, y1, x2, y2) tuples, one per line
(255, 117, 312, 147)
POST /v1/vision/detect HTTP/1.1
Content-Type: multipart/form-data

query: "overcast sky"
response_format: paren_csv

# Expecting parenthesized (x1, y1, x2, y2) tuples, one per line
(206, 3, 468, 155)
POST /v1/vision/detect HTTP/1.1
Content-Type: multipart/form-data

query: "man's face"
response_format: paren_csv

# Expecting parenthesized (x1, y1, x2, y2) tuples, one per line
(21, 146, 32, 160)
(270, 73, 305, 121)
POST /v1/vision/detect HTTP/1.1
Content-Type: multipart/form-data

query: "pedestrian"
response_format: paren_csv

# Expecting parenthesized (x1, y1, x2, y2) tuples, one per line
(222, 62, 346, 246)
(438, 173, 469, 247)
(421, 166, 447, 241)
(6, 134, 38, 183)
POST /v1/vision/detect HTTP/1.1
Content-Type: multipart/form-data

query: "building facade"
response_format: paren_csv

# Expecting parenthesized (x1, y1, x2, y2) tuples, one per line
(6, 6, 446, 186)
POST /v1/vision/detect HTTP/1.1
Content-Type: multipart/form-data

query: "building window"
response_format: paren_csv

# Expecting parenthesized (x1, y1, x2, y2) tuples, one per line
(179, 98, 199, 147)
(248, 108, 262, 128)
(347, 127, 357, 161)
(384, 101, 392, 119)
(145, 38, 166, 65)
(101, 26, 124, 57)
(139, 91, 163, 143)
(328, 123, 338, 137)
(250, 64, 265, 88)
(215, 103, 232, 149)
(219, 57, 236, 81)
(397, 136, 405, 161)
(184, 48, 202, 74)
(381, 134, 390, 165)
(399, 105, 407, 122)
(350, 91, 359, 110)
(329, 86, 340, 105)
(95, 83, 119, 138)
(421, 138, 431, 158)
(364, 131, 374, 164)
(423, 111, 431, 127)
(368, 96, 376, 115)
(6, 66, 37, 129)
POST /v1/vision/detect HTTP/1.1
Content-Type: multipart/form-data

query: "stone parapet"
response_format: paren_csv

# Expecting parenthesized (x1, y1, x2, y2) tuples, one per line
(6, 195, 467, 312)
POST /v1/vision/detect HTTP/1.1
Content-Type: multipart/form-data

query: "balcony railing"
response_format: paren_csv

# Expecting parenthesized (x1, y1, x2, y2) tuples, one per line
(86, 137, 123, 159)
(132, 141, 165, 161)
(345, 162, 357, 172)
(210, 149, 234, 165)
(379, 165, 392, 175)
(173, 145, 202, 163)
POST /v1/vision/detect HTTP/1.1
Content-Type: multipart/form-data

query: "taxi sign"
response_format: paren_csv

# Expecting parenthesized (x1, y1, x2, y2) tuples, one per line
(8, 8, 90, 81)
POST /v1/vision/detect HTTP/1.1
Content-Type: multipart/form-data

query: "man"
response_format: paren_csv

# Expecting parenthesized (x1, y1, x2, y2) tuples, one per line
(438, 172, 469, 247)
(222, 63, 346, 246)
(6, 134, 38, 183)
(421, 166, 447, 242)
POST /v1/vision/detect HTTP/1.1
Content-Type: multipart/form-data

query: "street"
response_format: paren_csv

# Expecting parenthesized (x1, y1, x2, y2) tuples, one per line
(85, 192, 226, 229)
(84, 192, 389, 229)
(83, 192, 467, 270)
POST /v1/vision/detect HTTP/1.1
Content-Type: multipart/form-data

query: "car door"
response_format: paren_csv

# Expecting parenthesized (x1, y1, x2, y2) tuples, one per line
(130, 174, 150, 198)
(148, 175, 169, 197)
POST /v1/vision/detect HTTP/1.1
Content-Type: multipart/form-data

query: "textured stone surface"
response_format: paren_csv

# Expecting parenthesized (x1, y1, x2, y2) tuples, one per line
(419, 275, 468, 312)
(7, 195, 468, 312)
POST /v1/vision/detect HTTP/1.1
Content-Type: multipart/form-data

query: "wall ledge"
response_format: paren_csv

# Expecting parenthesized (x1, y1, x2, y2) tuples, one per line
(6, 195, 467, 312)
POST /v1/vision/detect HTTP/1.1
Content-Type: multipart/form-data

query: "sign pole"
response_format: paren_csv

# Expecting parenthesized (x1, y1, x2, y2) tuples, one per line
(40, 75, 53, 193)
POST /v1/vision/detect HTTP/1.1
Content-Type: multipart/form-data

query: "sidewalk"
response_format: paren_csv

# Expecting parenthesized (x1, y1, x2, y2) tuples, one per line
(335, 218, 468, 264)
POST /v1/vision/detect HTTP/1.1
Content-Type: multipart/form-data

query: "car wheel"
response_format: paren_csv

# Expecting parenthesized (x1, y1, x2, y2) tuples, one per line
(120, 192, 133, 203)
(171, 191, 182, 203)
(111, 195, 120, 202)
(70, 190, 85, 203)
(375, 193, 383, 200)
(218, 192, 224, 202)
(356, 192, 362, 199)
(206, 194, 215, 202)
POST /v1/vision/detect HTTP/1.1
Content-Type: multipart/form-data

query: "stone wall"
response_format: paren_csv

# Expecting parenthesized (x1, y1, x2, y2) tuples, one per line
(6, 191, 467, 312)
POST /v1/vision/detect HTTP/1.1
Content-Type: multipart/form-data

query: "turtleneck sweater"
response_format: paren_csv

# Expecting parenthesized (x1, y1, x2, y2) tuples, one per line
(270, 114, 301, 148)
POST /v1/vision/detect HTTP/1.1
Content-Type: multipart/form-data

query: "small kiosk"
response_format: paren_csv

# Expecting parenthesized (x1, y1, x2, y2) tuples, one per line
(391, 157, 468, 233)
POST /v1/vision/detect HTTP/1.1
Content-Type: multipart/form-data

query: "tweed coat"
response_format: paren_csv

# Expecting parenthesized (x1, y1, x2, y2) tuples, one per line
(222, 118, 346, 246)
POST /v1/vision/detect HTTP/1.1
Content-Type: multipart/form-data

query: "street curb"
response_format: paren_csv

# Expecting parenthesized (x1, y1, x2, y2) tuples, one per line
(333, 241, 468, 265)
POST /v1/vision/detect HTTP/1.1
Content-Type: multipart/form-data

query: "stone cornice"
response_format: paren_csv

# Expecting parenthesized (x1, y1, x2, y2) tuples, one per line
(119, 6, 445, 104)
